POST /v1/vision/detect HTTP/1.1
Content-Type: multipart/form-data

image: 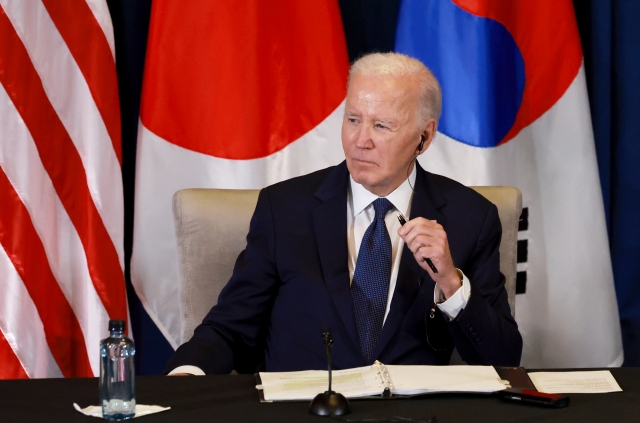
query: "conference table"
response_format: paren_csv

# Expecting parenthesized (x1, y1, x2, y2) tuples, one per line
(1, 368, 639, 422)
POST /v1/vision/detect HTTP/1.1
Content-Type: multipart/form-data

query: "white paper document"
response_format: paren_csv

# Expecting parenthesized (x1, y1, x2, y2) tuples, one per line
(258, 366, 382, 401)
(258, 363, 507, 401)
(528, 370, 622, 394)
(384, 365, 508, 395)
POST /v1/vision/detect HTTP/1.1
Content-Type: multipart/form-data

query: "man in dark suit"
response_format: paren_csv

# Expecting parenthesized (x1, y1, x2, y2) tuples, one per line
(165, 53, 522, 375)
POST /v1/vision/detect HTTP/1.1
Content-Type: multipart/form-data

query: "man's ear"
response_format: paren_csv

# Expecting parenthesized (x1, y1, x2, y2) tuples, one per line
(417, 119, 437, 156)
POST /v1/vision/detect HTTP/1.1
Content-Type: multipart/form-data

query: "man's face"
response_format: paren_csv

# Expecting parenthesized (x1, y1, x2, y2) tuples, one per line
(342, 73, 427, 197)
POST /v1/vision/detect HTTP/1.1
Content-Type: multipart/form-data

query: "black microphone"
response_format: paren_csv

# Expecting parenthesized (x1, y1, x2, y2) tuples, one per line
(309, 326, 350, 416)
(322, 327, 334, 393)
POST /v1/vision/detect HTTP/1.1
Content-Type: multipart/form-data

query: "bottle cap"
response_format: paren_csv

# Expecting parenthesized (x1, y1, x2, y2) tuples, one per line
(109, 320, 125, 332)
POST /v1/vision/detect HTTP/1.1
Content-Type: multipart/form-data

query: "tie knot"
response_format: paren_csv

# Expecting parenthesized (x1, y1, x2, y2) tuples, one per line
(372, 198, 394, 221)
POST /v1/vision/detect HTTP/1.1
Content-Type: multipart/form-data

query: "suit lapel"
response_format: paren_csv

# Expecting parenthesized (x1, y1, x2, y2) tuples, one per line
(372, 164, 448, 360)
(311, 162, 360, 352)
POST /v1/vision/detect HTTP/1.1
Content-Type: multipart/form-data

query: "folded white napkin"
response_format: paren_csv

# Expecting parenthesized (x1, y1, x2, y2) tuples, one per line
(73, 403, 171, 418)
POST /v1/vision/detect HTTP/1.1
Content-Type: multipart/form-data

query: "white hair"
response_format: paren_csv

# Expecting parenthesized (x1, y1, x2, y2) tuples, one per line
(348, 53, 442, 129)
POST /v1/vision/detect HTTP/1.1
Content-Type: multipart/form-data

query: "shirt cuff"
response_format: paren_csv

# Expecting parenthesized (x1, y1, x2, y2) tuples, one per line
(433, 269, 471, 320)
(168, 365, 206, 376)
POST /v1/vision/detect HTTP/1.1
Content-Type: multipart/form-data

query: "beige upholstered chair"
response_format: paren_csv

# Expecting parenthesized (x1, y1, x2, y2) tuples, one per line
(469, 186, 522, 317)
(172, 186, 522, 345)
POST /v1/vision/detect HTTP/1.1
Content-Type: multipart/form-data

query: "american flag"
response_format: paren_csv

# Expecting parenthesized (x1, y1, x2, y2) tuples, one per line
(0, 0, 126, 378)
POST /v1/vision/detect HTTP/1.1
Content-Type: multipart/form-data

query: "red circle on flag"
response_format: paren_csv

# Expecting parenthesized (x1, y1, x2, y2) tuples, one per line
(141, 1, 349, 160)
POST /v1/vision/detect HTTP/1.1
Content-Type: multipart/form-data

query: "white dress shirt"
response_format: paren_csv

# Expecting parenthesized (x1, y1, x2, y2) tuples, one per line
(170, 166, 470, 375)
(347, 165, 470, 323)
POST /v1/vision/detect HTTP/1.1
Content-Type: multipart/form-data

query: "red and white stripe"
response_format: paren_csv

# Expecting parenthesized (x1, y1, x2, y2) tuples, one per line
(0, 0, 126, 379)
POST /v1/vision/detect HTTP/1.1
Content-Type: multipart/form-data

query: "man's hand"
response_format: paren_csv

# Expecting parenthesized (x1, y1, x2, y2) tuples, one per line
(398, 217, 461, 299)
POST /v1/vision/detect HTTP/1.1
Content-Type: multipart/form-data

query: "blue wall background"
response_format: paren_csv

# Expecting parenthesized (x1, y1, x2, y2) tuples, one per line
(574, 0, 640, 366)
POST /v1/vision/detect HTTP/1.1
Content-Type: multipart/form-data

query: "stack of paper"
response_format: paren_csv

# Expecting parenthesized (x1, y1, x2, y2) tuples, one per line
(257, 363, 507, 401)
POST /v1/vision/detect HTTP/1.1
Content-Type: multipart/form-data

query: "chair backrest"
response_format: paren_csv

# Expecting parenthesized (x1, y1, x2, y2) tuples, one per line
(172, 186, 521, 344)
(173, 189, 260, 344)
(469, 186, 522, 317)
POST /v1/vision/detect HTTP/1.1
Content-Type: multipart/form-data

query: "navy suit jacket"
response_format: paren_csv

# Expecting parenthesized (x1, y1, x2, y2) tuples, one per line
(165, 162, 522, 374)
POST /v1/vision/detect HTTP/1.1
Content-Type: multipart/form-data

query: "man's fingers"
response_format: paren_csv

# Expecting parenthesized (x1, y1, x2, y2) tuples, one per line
(404, 232, 446, 255)
(414, 245, 437, 261)
(413, 247, 441, 273)
(398, 218, 444, 238)
(397, 217, 456, 276)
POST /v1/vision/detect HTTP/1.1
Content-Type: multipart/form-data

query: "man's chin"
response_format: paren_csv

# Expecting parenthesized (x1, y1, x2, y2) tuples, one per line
(350, 172, 378, 189)
(347, 160, 376, 175)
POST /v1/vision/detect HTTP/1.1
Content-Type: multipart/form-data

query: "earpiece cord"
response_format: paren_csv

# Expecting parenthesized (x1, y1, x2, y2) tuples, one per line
(407, 136, 446, 352)
(406, 157, 417, 193)
(417, 275, 447, 352)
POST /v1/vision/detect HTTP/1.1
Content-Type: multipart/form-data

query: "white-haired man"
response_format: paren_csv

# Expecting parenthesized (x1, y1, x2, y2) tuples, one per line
(166, 53, 522, 375)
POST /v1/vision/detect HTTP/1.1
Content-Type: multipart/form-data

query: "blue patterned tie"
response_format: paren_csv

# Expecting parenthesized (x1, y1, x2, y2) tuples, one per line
(351, 198, 394, 363)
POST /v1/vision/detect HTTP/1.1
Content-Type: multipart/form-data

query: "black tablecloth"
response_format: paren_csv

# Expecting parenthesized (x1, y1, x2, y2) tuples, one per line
(1, 368, 639, 423)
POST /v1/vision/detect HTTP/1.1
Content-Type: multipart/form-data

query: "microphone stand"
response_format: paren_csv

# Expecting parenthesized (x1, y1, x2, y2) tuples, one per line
(309, 328, 350, 416)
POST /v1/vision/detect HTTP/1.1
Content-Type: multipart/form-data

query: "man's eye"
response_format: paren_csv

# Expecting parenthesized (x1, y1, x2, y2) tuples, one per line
(348, 118, 358, 123)
(375, 124, 388, 129)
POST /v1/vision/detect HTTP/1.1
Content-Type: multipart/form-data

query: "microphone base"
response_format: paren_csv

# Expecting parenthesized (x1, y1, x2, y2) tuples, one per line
(309, 391, 351, 416)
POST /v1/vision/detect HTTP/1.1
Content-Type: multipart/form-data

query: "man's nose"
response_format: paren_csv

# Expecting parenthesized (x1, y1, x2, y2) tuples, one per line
(355, 126, 374, 148)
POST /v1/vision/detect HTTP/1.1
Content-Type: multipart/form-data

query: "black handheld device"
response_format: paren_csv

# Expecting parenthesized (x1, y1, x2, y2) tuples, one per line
(498, 389, 570, 408)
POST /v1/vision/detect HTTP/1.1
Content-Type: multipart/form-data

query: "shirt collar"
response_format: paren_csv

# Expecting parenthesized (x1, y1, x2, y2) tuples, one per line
(349, 164, 417, 216)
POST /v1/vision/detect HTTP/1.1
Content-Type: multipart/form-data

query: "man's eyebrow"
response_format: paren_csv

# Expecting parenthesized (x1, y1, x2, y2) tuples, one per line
(345, 112, 397, 126)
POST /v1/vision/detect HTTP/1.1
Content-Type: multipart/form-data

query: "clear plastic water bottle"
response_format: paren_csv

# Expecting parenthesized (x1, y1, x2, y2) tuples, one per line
(100, 319, 136, 420)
